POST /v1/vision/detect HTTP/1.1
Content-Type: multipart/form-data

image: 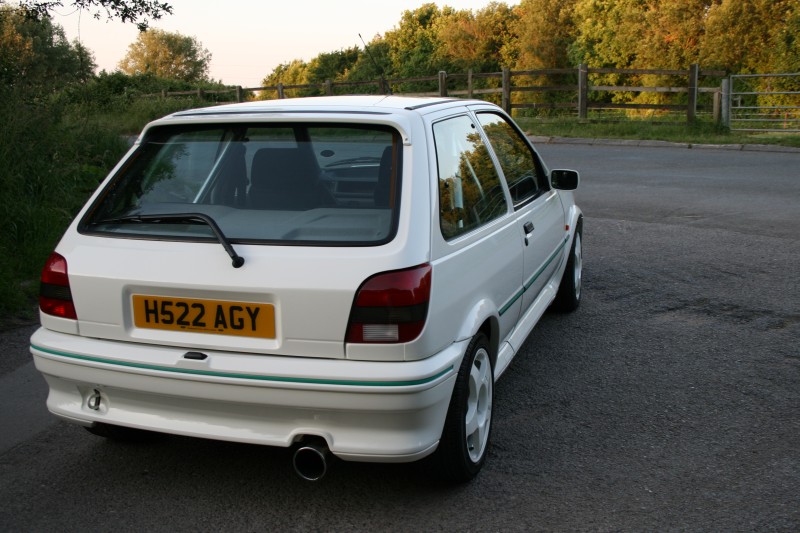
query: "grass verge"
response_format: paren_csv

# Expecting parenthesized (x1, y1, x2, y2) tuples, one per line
(515, 117, 800, 148)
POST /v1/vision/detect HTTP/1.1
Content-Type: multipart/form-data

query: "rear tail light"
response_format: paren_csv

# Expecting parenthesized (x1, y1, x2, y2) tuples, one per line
(39, 252, 77, 320)
(346, 264, 431, 344)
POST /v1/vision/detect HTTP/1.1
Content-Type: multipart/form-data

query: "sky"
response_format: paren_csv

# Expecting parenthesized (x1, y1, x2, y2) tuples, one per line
(51, 0, 499, 87)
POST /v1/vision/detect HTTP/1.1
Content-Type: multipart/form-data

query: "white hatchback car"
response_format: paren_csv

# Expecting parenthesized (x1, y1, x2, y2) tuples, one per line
(31, 95, 582, 481)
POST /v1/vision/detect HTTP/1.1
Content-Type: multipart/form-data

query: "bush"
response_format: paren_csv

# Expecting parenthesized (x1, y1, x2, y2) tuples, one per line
(0, 86, 130, 319)
(0, 67, 226, 320)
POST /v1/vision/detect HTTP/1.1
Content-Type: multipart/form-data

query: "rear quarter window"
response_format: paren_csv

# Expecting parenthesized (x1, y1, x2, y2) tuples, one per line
(433, 115, 508, 240)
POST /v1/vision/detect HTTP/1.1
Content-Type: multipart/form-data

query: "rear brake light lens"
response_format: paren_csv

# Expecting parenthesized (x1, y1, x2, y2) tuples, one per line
(39, 252, 77, 320)
(346, 264, 431, 344)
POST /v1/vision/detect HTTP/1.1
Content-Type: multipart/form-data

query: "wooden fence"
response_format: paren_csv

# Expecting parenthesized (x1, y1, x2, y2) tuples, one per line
(151, 64, 727, 124)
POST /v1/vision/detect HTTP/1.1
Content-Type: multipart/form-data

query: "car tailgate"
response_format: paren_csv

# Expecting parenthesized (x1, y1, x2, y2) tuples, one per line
(56, 237, 406, 359)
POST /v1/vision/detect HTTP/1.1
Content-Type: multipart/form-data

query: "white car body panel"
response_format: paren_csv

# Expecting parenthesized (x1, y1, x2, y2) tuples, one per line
(31, 95, 582, 464)
(32, 328, 465, 461)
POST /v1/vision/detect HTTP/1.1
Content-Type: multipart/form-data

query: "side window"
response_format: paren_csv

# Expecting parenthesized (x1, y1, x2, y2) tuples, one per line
(476, 112, 545, 207)
(434, 115, 508, 240)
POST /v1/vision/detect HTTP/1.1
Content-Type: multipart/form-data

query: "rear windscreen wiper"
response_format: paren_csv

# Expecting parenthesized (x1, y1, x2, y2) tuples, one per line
(95, 212, 245, 268)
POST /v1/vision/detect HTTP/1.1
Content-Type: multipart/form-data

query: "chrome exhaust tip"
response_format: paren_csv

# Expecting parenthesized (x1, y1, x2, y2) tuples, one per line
(292, 441, 330, 481)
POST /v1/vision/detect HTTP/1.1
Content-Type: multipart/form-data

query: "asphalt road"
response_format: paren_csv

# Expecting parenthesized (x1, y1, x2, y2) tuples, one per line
(1, 143, 798, 531)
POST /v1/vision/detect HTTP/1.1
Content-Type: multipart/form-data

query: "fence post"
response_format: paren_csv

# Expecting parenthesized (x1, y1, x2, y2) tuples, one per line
(721, 78, 730, 128)
(277, 83, 285, 99)
(687, 63, 699, 124)
(439, 71, 448, 97)
(578, 64, 588, 120)
(236, 86, 243, 102)
(325, 79, 333, 96)
(467, 69, 473, 98)
(161, 89, 167, 99)
(197, 88, 205, 100)
(502, 67, 511, 113)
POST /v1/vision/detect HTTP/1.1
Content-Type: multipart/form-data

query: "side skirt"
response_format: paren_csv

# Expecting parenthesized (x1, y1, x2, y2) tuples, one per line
(494, 279, 559, 379)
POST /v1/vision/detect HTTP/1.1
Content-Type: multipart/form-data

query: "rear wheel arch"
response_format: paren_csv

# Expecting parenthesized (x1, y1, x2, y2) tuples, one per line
(478, 318, 499, 371)
(454, 301, 500, 371)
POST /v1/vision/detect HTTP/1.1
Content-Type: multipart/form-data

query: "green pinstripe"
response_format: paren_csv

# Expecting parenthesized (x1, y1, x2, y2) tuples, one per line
(31, 344, 453, 387)
(499, 234, 569, 316)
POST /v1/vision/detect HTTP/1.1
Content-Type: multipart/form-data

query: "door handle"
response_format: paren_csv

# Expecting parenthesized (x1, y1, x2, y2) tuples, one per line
(523, 221, 534, 246)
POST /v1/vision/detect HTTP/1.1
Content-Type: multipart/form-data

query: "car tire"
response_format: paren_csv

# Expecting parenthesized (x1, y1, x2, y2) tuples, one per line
(434, 332, 493, 482)
(85, 423, 158, 442)
(552, 220, 582, 312)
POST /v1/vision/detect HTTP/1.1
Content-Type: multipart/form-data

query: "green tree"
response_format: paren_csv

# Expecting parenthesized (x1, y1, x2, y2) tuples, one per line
(261, 59, 309, 86)
(341, 37, 393, 94)
(8, 0, 172, 30)
(307, 47, 360, 82)
(509, 0, 579, 113)
(258, 59, 310, 99)
(435, 2, 518, 72)
(0, 5, 96, 89)
(565, 0, 797, 73)
(568, 0, 715, 110)
(636, 0, 710, 69)
(569, 0, 649, 68)
(701, 0, 800, 113)
(701, 0, 800, 73)
(569, 0, 705, 68)
(118, 28, 211, 82)
(348, 37, 391, 81)
(513, 0, 578, 70)
(384, 3, 454, 80)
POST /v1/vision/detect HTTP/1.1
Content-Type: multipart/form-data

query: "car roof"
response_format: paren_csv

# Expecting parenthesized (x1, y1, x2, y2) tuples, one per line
(166, 95, 491, 120)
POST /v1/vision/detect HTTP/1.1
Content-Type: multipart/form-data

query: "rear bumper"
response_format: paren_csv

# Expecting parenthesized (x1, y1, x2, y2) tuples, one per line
(30, 328, 464, 462)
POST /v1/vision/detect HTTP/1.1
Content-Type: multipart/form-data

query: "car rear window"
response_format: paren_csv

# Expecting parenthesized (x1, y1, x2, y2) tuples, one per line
(80, 123, 401, 246)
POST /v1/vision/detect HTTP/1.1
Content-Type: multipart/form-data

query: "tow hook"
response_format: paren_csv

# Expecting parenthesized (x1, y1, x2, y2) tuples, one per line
(87, 389, 102, 411)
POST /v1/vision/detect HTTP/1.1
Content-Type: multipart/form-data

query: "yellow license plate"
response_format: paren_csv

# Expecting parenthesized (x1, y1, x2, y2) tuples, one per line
(132, 295, 275, 339)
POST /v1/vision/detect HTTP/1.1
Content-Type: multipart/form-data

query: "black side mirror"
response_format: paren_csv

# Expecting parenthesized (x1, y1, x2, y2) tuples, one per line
(551, 169, 579, 190)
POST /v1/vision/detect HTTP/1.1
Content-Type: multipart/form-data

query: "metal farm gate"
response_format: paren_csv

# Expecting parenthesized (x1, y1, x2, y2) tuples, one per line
(726, 73, 800, 133)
